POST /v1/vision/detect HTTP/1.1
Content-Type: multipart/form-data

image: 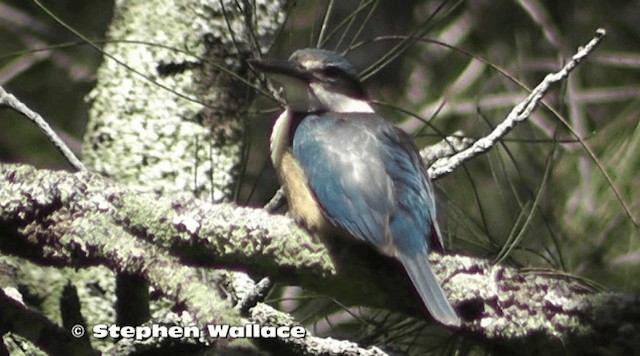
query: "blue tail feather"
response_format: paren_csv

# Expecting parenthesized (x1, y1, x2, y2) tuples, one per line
(399, 250, 460, 326)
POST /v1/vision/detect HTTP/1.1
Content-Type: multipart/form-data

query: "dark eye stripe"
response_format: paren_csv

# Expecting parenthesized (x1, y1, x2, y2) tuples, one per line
(308, 65, 367, 100)
(322, 66, 341, 78)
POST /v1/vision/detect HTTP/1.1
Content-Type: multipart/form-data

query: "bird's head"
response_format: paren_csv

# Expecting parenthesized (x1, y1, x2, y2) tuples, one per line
(249, 48, 373, 114)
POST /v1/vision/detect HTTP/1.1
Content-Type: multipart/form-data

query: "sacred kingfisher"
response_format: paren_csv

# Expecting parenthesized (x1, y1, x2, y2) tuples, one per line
(249, 48, 460, 326)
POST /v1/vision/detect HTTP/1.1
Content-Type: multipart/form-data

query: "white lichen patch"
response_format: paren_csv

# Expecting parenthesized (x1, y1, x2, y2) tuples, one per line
(545, 290, 571, 309)
(173, 214, 201, 235)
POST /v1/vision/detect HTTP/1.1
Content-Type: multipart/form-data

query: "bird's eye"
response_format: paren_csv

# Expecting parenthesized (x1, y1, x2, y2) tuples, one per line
(321, 66, 341, 79)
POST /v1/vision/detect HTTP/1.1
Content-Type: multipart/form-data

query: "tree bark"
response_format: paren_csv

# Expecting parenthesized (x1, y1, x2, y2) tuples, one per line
(2, 163, 639, 354)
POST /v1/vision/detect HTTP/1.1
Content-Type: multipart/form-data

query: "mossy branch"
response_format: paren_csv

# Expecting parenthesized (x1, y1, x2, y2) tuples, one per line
(2, 163, 639, 353)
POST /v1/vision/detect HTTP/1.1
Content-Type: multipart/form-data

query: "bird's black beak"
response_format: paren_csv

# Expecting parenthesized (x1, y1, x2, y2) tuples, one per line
(248, 59, 310, 83)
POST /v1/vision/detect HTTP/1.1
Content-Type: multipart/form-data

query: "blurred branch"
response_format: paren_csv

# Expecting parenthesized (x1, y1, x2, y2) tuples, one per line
(100, 276, 387, 355)
(0, 85, 85, 171)
(1, 287, 97, 355)
(264, 187, 286, 212)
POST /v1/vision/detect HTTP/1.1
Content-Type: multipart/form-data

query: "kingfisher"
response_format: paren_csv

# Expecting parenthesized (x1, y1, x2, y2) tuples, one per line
(249, 48, 460, 326)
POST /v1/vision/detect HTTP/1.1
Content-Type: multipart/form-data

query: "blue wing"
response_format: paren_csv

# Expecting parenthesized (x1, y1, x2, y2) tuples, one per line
(293, 113, 460, 326)
(292, 113, 437, 255)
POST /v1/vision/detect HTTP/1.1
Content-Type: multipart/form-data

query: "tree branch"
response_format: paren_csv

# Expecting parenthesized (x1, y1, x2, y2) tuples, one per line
(2, 163, 639, 351)
(0, 164, 238, 328)
(0, 85, 85, 171)
(1, 287, 97, 355)
(428, 28, 606, 180)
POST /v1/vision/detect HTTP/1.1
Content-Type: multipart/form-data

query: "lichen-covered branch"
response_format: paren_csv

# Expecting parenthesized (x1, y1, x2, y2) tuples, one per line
(251, 303, 388, 356)
(0, 164, 238, 329)
(71, 0, 288, 339)
(2, 163, 638, 351)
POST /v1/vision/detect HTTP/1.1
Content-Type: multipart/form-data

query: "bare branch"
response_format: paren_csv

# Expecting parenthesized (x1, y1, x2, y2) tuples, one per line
(0, 85, 85, 171)
(428, 29, 606, 180)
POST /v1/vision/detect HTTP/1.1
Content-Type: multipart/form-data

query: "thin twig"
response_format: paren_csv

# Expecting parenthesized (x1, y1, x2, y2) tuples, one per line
(420, 131, 474, 167)
(0, 85, 85, 171)
(264, 187, 286, 212)
(428, 28, 606, 180)
(235, 276, 272, 315)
